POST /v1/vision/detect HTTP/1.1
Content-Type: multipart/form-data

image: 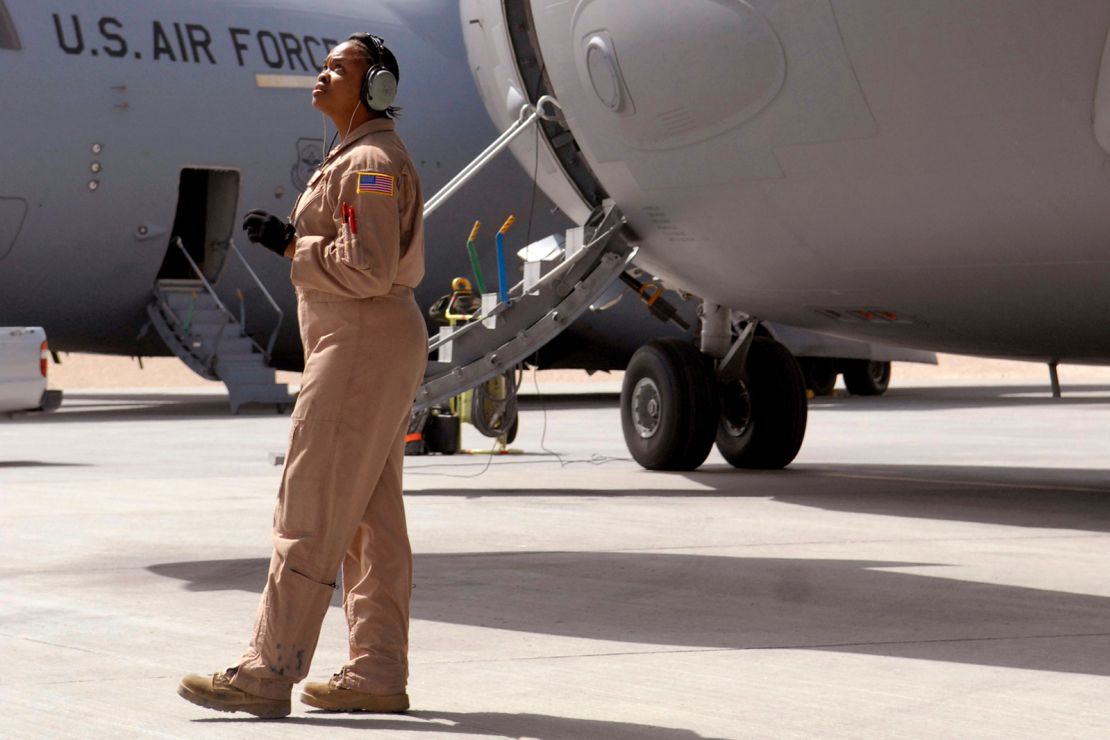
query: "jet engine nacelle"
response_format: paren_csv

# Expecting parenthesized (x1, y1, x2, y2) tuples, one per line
(462, 0, 1110, 362)
(463, 0, 878, 315)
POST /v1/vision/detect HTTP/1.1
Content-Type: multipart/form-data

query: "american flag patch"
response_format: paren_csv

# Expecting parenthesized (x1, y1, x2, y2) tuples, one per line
(357, 171, 395, 196)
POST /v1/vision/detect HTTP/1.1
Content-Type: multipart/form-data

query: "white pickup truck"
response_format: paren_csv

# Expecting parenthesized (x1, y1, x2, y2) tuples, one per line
(0, 327, 62, 415)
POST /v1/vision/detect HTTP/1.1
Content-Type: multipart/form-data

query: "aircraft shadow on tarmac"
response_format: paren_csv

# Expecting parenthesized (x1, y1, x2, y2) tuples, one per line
(689, 463, 1110, 533)
(151, 543, 1110, 679)
(20, 392, 286, 422)
(406, 462, 1110, 534)
(16, 390, 606, 423)
(22, 390, 612, 422)
(194, 710, 730, 739)
(21, 382, 1110, 423)
(810, 384, 1110, 411)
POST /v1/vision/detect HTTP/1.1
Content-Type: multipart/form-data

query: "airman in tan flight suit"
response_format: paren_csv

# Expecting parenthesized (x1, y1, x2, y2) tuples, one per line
(178, 34, 425, 719)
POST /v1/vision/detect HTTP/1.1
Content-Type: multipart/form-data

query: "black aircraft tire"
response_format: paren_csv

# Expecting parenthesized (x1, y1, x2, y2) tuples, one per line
(621, 339, 718, 471)
(715, 338, 808, 470)
(800, 357, 837, 396)
(842, 360, 891, 396)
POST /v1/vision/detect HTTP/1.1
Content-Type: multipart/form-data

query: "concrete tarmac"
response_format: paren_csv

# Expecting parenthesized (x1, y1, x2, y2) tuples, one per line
(2, 379, 1110, 738)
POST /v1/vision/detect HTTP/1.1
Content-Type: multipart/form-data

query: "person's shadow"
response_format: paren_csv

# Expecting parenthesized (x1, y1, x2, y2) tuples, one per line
(195, 709, 731, 739)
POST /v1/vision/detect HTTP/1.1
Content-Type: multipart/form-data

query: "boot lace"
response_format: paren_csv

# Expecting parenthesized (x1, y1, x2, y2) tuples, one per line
(329, 667, 349, 688)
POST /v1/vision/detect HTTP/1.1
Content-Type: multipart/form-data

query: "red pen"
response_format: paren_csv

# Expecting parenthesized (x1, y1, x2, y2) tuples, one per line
(348, 209, 358, 235)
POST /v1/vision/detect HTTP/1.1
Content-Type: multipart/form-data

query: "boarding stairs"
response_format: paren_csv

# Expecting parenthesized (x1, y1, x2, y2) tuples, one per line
(146, 239, 292, 413)
(415, 201, 636, 411)
(413, 97, 645, 410)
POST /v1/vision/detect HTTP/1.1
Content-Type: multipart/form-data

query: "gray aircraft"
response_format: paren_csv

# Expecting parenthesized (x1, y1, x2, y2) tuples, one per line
(0, 1, 612, 372)
(456, 0, 1110, 469)
(0, 0, 922, 406)
(6, 1, 1087, 470)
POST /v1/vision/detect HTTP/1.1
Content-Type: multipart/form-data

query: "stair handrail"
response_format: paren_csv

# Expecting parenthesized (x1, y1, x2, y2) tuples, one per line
(169, 237, 268, 359)
(227, 239, 284, 361)
(423, 96, 563, 220)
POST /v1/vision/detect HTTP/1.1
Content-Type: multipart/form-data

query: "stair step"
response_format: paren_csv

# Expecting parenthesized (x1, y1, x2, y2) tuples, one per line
(228, 383, 294, 413)
(163, 292, 220, 311)
(217, 337, 257, 355)
(230, 382, 291, 398)
(160, 284, 216, 297)
(169, 308, 223, 327)
(215, 336, 261, 354)
(214, 351, 267, 366)
(219, 364, 277, 385)
(187, 335, 254, 356)
(156, 279, 205, 290)
(187, 319, 238, 337)
(186, 307, 230, 321)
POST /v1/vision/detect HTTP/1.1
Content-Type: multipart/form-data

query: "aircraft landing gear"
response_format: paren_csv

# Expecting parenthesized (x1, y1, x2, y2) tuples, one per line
(715, 338, 807, 469)
(842, 359, 891, 396)
(798, 357, 837, 397)
(620, 339, 718, 470)
(620, 319, 808, 471)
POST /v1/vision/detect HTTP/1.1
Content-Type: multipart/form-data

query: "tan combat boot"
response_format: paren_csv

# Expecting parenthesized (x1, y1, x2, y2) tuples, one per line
(300, 672, 409, 713)
(177, 671, 291, 719)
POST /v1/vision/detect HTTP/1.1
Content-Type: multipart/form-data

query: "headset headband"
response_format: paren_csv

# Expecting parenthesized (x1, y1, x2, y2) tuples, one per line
(359, 34, 385, 63)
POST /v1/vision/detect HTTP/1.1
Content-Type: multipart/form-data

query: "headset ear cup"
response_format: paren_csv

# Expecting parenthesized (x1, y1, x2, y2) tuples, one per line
(364, 66, 398, 111)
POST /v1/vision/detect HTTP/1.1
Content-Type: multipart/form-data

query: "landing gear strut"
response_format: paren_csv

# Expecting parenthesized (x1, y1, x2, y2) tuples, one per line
(620, 309, 808, 471)
(798, 357, 837, 397)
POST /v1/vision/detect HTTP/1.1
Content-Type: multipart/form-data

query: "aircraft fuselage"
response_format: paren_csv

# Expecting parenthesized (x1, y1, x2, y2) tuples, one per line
(1, 0, 630, 369)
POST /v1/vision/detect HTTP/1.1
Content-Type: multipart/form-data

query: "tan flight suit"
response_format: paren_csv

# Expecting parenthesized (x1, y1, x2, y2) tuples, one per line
(229, 118, 426, 701)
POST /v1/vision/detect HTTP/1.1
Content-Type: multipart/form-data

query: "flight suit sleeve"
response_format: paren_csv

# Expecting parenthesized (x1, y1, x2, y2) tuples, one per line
(289, 151, 402, 299)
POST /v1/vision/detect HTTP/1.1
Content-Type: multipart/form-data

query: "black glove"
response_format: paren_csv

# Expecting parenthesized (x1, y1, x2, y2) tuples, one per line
(242, 210, 295, 256)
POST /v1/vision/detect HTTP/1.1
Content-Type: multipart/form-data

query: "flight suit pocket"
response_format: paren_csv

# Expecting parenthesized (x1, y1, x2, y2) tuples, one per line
(291, 186, 325, 228)
(274, 419, 339, 537)
(340, 234, 374, 269)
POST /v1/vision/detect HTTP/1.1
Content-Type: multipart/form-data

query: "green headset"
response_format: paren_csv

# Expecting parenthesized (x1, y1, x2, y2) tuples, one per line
(349, 33, 398, 112)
